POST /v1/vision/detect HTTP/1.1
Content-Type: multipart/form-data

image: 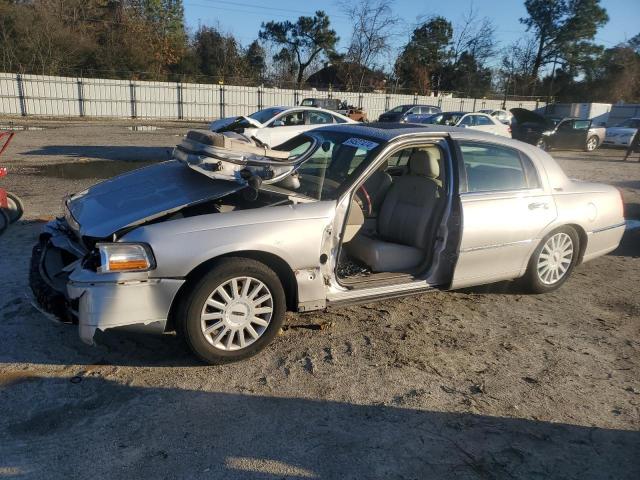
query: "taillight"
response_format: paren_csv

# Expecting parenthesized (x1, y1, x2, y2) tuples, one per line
(0, 167, 7, 178)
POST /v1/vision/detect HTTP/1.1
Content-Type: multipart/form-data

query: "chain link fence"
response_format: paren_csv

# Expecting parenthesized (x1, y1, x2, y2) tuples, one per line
(0, 72, 544, 121)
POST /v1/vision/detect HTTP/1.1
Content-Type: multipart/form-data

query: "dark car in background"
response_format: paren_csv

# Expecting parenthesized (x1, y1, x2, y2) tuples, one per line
(378, 104, 441, 123)
(510, 108, 605, 151)
(510, 108, 556, 145)
(537, 118, 606, 152)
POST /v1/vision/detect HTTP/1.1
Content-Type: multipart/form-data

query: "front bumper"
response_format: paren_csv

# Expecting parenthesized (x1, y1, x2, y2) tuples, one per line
(31, 218, 185, 344)
(68, 277, 184, 344)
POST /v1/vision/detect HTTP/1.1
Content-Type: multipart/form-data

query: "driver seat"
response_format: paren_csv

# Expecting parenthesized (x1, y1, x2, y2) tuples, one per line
(346, 150, 441, 272)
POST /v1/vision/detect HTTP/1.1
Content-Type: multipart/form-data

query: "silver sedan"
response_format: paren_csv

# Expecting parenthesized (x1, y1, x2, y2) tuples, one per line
(31, 124, 625, 363)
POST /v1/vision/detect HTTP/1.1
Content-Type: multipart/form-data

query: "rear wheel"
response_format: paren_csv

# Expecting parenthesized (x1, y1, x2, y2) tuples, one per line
(177, 258, 286, 364)
(522, 226, 579, 293)
(585, 135, 599, 152)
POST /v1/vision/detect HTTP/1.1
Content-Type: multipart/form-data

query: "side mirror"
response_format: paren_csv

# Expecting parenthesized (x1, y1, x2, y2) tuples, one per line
(272, 120, 285, 127)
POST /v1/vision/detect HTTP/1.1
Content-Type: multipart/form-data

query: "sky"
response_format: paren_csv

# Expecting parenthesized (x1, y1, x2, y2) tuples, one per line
(183, 0, 639, 68)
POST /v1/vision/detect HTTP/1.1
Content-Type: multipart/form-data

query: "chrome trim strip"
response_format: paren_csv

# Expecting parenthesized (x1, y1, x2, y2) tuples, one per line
(589, 222, 626, 234)
(460, 238, 533, 253)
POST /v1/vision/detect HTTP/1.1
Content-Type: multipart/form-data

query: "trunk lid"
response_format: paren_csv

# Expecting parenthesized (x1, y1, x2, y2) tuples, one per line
(67, 160, 243, 238)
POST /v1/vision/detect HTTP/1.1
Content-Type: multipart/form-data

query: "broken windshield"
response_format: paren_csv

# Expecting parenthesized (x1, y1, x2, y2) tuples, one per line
(275, 131, 383, 200)
(249, 107, 286, 124)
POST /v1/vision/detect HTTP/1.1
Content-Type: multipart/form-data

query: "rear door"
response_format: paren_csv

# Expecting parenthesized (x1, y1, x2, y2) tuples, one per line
(569, 120, 591, 148)
(451, 140, 557, 288)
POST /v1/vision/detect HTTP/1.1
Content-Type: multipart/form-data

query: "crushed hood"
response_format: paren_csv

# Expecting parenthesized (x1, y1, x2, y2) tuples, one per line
(209, 116, 263, 132)
(67, 160, 242, 238)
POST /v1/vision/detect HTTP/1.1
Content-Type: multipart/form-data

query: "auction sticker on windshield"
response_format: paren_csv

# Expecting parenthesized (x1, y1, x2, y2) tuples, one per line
(343, 138, 379, 150)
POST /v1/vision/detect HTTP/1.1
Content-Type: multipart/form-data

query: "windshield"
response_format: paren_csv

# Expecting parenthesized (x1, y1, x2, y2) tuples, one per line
(388, 105, 410, 114)
(274, 131, 384, 200)
(615, 118, 640, 128)
(249, 107, 286, 124)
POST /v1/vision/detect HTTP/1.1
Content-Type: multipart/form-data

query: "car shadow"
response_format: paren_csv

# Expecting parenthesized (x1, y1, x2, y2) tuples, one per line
(22, 145, 173, 162)
(1, 376, 638, 479)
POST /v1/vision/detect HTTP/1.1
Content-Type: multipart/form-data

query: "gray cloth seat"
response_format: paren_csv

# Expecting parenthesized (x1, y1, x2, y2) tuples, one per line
(347, 150, 441, 272)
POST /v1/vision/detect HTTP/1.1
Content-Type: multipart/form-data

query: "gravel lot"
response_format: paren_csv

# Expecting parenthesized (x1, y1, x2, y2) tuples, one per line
(1, 120, 639, 479)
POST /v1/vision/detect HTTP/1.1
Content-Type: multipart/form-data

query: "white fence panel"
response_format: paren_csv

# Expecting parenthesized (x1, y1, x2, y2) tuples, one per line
(22, 74, 79, 117)
(182, 82, 219, 120)
(136, 80, 179, 119)
(0, 73, 21, 116)
(83, 77, 131, 117)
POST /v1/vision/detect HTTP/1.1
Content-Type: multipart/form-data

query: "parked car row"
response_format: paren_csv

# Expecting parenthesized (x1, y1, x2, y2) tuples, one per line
(207, 99, 632, 155)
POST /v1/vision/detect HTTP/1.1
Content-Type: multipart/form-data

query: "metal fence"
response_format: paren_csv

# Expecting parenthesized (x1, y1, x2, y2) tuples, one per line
(0, 72, 544, 121)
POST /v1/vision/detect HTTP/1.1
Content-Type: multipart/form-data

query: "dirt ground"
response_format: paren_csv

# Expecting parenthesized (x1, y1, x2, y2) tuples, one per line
(0, 120, 638, 479)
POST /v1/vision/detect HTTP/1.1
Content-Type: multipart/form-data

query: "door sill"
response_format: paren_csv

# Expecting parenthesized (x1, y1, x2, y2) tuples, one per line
(327, 280, 436, 306)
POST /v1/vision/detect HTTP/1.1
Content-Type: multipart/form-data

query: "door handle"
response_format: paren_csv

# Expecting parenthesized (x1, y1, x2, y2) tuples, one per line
(528, 202, 549, 210)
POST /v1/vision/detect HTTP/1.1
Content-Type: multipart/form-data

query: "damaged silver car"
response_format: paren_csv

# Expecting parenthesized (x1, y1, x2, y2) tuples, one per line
(30, 124, 625, 363)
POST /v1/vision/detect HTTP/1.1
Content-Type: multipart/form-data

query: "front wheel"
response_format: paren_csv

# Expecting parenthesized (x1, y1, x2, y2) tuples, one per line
(537, 138, 550, 151)
(522, 226, 579, 293)
(177, 258, 286, 364)
(585, 135, 599, 152)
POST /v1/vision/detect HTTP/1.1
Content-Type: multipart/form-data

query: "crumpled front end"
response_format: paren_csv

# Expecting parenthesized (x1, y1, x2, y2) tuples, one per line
(29, 218, 184, 344)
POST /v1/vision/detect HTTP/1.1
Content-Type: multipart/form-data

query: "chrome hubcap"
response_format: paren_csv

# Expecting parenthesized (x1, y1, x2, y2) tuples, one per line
(537, 233, 573, 285)
(587, 138, 597, 150)
(200, 276, 273, 351)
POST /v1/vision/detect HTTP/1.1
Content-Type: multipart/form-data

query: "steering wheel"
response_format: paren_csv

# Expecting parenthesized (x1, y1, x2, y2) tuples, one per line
(355, 185, 373, 217)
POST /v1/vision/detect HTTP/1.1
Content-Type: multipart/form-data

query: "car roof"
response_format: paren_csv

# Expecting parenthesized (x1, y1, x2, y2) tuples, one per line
(316, 122, 464, 142)
(316, 121, 530, 144)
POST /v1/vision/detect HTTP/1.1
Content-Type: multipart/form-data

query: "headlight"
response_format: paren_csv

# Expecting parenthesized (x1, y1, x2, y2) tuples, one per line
(97, 243, 155, 273)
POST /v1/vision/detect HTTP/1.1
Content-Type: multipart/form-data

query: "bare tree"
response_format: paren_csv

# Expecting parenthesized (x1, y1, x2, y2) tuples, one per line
(341, 0, 400, 88)
(451, 4, 497, 67)
(499, 36, 539, 97)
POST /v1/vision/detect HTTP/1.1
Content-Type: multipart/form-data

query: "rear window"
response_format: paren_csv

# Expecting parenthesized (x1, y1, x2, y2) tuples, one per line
(459, 142, 539, 192)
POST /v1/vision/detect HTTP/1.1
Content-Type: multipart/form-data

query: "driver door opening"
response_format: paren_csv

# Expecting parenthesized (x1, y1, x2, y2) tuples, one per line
(336, 142, 449, 287)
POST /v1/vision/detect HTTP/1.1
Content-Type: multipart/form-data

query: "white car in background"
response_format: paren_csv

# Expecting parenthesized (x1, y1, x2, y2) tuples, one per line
(457, 112, 512, 137)
(603, 117, 640, 147)
(209, 106, 356, 147)
(478, 108, 513, 124)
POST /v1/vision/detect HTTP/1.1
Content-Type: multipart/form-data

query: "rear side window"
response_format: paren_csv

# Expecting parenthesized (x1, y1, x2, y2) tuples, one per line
(459, 142, 540, 192)
(307, 111, 334, 125)
(459, 115, 474, 126)
(475, 116, 493, 126)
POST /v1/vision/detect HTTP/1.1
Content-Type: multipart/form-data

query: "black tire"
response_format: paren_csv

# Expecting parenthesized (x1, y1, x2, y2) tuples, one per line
(585, 135, 599, 152)
(177, 257, 286, 364)
(29, 237, 72, 321)
(5, 192, 24, 223)
(522, 226, 580, 294)
(0, 208, 8, 236)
